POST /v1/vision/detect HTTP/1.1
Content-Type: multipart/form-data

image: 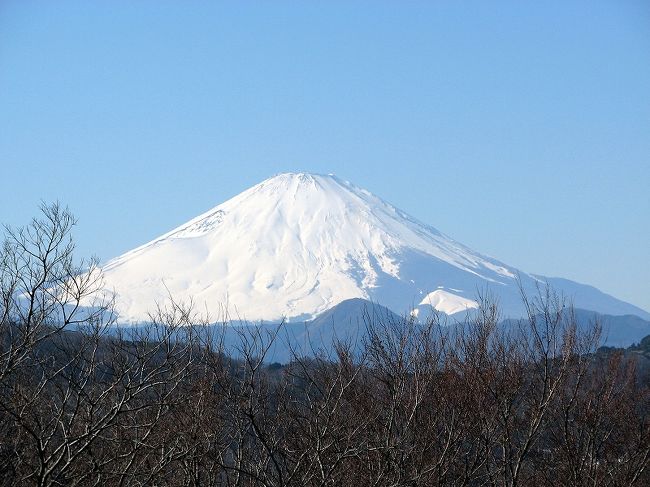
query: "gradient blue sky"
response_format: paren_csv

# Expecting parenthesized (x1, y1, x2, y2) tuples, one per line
(1, 1, 649, 312)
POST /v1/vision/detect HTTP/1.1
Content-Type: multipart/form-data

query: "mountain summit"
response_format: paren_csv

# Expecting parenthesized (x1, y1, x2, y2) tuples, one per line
(101, 173, 649, 323)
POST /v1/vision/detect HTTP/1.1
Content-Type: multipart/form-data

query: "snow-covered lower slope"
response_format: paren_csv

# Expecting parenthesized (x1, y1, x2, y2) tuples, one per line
(412, 289, 480, 319)
(100, 173, 650, 323)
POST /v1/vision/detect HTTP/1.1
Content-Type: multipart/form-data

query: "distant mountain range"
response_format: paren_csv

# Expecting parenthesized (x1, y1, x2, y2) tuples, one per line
(216, 298, 650, 363)
(99, 173, 649, 327)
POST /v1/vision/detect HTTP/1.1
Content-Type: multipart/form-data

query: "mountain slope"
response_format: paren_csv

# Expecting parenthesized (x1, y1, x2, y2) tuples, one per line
(100, 173, 649, 323)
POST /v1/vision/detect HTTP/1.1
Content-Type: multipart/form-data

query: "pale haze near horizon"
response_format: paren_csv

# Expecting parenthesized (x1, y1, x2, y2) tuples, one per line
(1, 1, 649, 312)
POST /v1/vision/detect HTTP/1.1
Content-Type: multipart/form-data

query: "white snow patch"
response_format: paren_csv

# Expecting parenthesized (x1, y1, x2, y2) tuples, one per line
(418, 289, 479, 315)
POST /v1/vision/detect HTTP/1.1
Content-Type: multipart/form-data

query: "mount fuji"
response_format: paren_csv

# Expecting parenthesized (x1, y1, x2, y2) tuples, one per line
(100, 173, 649, 324)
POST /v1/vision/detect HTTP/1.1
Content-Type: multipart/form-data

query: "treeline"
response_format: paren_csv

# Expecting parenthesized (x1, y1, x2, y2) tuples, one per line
(1, 205, 648, 486)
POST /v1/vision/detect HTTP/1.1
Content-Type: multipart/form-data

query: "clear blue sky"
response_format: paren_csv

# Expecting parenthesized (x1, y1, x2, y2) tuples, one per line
(1, 1, 649, 312)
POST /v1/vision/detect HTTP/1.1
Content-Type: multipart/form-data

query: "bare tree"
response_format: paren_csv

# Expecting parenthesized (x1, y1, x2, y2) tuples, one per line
(1, 205, 648, 486)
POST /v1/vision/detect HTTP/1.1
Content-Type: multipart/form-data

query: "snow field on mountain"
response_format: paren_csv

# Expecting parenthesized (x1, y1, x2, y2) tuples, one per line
(99, 173, 650, 323)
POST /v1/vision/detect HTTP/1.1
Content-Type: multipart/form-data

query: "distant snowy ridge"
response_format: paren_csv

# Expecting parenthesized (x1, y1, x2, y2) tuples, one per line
(100, 173, 650, 323)
(412, 289, 479, 318)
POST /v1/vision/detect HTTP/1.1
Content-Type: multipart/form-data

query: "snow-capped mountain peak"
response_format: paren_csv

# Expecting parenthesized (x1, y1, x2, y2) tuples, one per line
(100, 173, 649, 323)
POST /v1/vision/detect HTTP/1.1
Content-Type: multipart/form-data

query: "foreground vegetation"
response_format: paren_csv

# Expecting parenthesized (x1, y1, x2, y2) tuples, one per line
(1, 205, 648, 486)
